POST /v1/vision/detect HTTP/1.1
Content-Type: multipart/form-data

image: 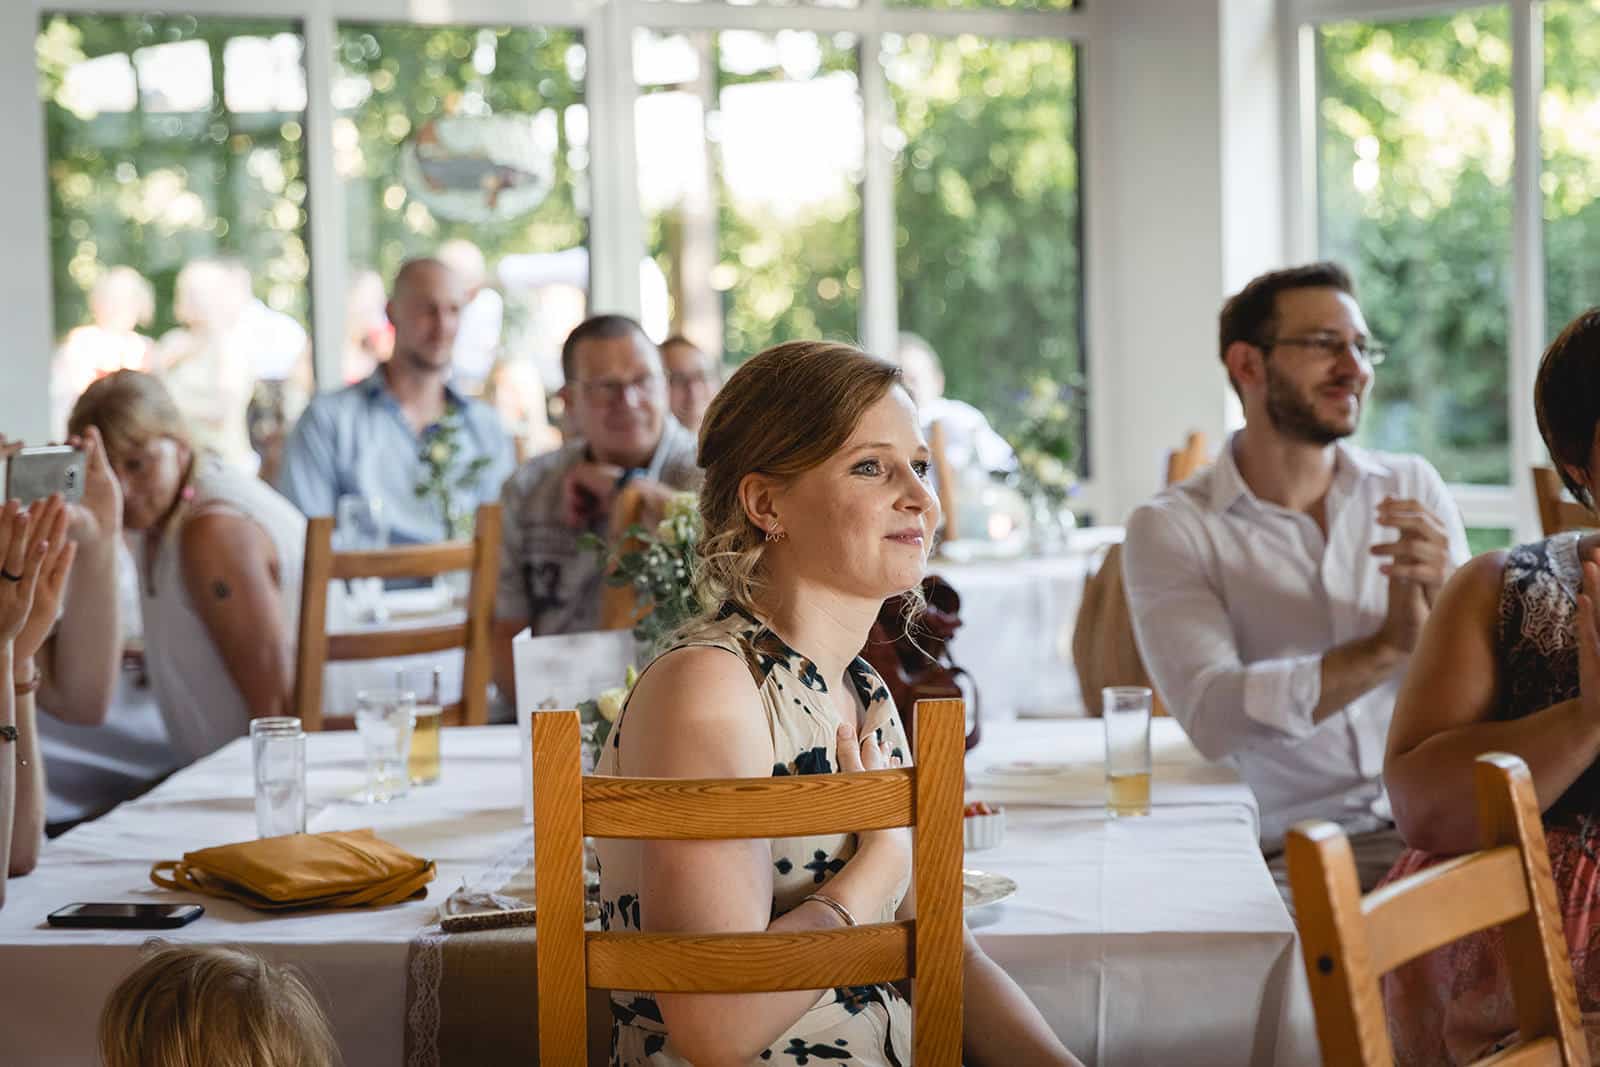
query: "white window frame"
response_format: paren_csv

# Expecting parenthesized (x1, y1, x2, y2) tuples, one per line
(1281, 0, 1545, 542)
(23, 0, 1102, 511)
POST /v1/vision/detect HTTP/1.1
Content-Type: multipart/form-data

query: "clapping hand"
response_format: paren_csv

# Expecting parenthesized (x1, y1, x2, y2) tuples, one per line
(0, 501, 43, 646)
(64, 426, 122, 545)
(1371, 497, 1452, 604)
(13, 495, 77, 663)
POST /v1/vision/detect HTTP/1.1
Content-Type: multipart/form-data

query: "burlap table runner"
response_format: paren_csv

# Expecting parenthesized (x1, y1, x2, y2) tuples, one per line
(405, 834, 610, 1066)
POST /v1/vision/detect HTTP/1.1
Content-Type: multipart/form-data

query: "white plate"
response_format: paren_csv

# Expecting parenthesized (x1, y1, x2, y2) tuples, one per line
(982, 760, 1072, 778)
(962, 868, 1017, 910)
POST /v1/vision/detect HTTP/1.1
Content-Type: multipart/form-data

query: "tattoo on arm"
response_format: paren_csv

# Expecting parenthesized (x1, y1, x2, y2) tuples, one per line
(212, 580, 231, 601)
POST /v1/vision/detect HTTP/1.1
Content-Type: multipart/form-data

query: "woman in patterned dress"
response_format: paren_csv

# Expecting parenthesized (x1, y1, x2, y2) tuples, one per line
(1382, 309, 1600, 1062)
(594, 341, 1081, 1066)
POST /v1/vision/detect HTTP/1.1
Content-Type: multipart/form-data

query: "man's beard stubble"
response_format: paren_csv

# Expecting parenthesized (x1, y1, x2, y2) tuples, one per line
(1263, 361, 1358, 447)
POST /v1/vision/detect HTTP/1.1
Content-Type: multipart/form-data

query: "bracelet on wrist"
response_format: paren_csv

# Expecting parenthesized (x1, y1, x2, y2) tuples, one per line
(803, 891, 858, 928)
(14, 666, 40, 696)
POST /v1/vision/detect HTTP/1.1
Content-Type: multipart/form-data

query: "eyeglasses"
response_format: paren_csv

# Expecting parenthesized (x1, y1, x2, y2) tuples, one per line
(574, 372, 662, 404)
(667, 370, 712, 389)
(1261, 334, 1388, 367)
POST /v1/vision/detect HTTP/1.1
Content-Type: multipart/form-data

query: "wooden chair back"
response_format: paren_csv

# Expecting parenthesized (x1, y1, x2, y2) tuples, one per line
(1533, 466, 1594, 536)
(1165, 431, 1209, 486)
(292, 503, 502, 731)
(598, 485, 649, 632)
(531, 698, 967, 1067)
(928, 420, 960, 543)
(1287, 753, 1587, 1067)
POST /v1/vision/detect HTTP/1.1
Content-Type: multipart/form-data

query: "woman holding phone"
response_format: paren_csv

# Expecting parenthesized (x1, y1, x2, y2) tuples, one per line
(68, 371, 306, 765)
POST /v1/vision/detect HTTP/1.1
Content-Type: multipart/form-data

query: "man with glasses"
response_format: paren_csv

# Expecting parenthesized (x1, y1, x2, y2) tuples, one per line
(277, 257, 515, 545)
(660, 334, 721, 435)
(1122, 261, 1470, 900)
(492, 315, 700, 698)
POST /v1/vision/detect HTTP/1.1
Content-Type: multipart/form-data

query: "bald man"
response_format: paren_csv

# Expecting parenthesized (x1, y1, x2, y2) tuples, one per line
(278, 257, 514, 544)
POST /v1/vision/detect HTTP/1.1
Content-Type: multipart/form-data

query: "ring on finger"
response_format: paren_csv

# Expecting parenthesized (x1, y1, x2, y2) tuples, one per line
(0, 569, 21, 582)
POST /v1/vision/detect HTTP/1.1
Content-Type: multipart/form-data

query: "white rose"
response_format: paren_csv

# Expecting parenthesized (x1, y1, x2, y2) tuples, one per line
(596, 686, 627, 722)
(428, 441, 451, 466)
(665, 492, 698, 523)
(655, 518, 679, 546)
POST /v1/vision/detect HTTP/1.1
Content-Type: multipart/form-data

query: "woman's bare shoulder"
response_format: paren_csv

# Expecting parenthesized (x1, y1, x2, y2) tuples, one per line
(621, 645, 771, 777)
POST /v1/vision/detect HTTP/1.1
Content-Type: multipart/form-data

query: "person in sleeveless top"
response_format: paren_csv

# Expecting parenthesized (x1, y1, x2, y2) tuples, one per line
(69, 371, 305, 765)
(593, 341, 1082, 1066)
(1382, 309, 1600, 1062)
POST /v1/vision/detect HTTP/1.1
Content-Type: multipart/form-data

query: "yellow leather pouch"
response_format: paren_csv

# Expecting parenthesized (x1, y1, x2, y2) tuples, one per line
(150, 828, 435, 911)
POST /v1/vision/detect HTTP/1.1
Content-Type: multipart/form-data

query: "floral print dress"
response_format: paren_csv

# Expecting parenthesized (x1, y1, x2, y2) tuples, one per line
(593, 604, 915, 1066)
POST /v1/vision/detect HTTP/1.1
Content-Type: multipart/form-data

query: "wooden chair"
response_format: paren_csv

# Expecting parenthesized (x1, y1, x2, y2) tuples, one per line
(1165, 431, 1209, 486)
(1533, 466, 1594, 536)
(531, 698, 967, 1066)
(1287, 753, 1588, 1067)
(292, 503, 502, 731)
(598, 485, 650, 632)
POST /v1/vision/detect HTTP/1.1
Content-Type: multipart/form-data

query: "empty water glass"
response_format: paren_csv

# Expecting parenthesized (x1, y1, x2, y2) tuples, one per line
(251, 717, 306, 838)
(356, 689, 415, 803)
(336, 495, 388, 623)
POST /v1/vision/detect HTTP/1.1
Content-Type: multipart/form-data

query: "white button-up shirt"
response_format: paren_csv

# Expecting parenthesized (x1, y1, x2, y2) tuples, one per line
(1121, 435, 1470, 850)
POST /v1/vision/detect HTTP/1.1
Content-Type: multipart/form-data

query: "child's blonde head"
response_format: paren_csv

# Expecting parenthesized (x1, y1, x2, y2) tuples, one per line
(99, 942, 341, 1067)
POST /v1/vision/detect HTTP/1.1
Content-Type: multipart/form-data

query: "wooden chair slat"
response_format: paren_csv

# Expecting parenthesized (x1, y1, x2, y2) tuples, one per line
(326, 624, 470, 661)
(532, 711, 590, 1065)
(581, 770, 914, 839)
(291, 505, 501, 731)
(1361, 848, 1530, 975)
(1287, 753, 1591, 1067)
(1532, 466, 1594, 536)
(1477, 1038, 1565, 1067)
(533, 698, 967, 1065)
(1165, 430, 1209, 486)
(585, 923, 914, 992)
(329, 543, 474, 581)
(911, 697, 966, 1067)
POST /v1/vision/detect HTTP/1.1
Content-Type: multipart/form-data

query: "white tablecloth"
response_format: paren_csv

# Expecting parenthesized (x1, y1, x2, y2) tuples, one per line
(0, 718, 1317, 1066)
(934, 527, 1122, 719)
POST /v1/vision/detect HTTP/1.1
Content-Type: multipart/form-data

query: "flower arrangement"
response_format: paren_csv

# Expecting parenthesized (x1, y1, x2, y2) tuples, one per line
(580, 491, 705, 653)
(577, 664, 638, 752)
(415, 404, 492, 541)
(1007, 377, 1081, 508)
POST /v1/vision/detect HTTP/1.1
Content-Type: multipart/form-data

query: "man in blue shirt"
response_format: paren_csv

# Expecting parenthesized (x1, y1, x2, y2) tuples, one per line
(277, 258, 515, 544)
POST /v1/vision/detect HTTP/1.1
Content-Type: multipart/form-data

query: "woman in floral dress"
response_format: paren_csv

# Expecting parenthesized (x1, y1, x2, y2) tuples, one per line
(594, 341, 1080, 1066)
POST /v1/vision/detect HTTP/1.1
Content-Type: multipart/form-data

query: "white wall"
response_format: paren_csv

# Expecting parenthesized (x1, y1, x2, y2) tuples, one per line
(1, 1, 57, 445)
(1086, 0, 1285, 523)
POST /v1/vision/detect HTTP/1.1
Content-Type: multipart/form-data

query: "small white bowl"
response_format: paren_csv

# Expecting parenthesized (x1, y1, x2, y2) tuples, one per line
(963, 808, 1006, 851)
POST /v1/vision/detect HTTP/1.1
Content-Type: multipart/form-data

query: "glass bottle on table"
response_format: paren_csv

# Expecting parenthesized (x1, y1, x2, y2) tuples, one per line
(399, 665, 444, 786)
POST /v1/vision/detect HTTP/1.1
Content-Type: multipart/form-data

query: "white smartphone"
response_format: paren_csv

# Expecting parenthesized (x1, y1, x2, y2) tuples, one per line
(5, 446, 85, 505)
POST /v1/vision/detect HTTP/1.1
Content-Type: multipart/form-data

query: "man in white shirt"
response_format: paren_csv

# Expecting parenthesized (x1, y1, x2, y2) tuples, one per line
(1122, 262, 1470, 896)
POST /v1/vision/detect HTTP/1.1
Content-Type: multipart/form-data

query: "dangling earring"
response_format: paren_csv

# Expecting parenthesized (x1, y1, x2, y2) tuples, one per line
(764, 526, 787, 543)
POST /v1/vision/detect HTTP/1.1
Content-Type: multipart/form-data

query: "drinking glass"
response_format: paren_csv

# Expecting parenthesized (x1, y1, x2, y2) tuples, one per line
(335, 494, 388, 623)
(251, 717, 306, 838)
(355, 688, 416, 803)
(1103, 686, 1153, 817)
(397, 666, 444, 786)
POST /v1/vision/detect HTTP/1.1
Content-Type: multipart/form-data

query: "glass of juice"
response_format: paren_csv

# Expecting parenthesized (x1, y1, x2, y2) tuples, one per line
(398, 666, 444, 786)
(1103, 686, 1152, 817)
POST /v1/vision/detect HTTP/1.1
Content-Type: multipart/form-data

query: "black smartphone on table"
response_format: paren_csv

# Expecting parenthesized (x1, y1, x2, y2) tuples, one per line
(46, 902, 204, 929)
(5, 446, 86, 505)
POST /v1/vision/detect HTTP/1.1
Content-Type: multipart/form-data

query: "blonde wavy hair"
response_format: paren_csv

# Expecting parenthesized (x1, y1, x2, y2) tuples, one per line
(67, 369, 191, 468)
(99, 942, 341, 1067)
(681, 339, 922, 641)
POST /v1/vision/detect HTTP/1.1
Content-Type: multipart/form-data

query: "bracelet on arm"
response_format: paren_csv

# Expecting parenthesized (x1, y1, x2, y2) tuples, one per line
(0, 725, 16, 744)
(14, 671, 40, 697)
(803, 891, 858, 928)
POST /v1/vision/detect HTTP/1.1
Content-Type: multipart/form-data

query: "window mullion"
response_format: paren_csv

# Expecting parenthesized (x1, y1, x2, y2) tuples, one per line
(303, 4, 347, 393)
(1509, 0, 1546, 543)
(859, 30, 897, 360)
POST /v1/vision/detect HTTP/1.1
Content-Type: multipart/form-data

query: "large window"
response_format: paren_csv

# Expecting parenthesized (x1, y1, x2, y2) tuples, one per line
(37, 13, 311, 441)
(887, 33, 1081, 441)
(36, 4, 1086, 485)
(1316, 8, 1513, 486)
(335, 23, 588, 391)
(635, 28, 863, 364)
(1542, 1, 1600, 339)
